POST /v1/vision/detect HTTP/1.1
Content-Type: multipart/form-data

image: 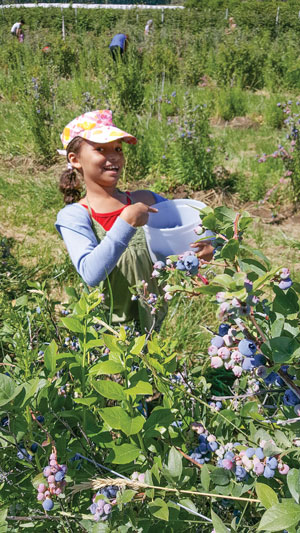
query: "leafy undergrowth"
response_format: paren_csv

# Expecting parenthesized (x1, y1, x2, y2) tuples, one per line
(1, 205, 300, 532)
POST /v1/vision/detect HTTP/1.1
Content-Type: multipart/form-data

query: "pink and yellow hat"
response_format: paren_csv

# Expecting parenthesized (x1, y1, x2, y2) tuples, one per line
(60, 109, 137, 152)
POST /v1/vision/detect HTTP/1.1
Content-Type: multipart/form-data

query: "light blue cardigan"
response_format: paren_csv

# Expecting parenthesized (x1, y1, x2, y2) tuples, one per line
(55, 192, 166, 287)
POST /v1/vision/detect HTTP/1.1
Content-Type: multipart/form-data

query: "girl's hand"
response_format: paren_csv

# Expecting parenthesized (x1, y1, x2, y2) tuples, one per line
(120, 203, 158, 228)
(190, 241, 214, 262)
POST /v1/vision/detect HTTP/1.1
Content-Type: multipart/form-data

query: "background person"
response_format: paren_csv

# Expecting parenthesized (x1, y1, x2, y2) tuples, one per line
(144, 19, 154, 36)
(11, 19, 25, 40)
(109, 33, 129, 62)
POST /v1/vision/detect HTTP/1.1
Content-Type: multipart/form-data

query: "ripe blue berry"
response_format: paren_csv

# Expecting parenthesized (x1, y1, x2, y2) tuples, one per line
(31, 443, 38, 453)
(176, 260, 186, 271)
(267, 457, 278, 470)
(211, 336, 224, 348)
(36, 415, 45, 424)
(263, 465, 275, 479)
(184, 255, 199, 272)
(245, 447, 256, 458)
(235, 466, 247, 481)
(218, 323, 230, 337)
(55, 471, 65, 482)
(255, 447, 265, 460)
(278, 278, 293, 290)
(238, 339, 257, 357)
(283, 390, 299, 406)
(43, 498, 54, 511)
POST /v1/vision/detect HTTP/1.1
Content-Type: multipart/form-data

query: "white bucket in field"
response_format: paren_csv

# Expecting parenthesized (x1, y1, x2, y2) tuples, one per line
(143, 198, 214, 262)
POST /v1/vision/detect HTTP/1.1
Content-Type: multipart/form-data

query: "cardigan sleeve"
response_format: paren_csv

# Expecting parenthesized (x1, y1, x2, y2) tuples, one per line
(55, 204, 137, 287)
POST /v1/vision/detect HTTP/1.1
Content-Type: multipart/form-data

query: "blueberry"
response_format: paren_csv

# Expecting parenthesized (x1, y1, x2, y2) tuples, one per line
(255, 447, 265, 460)
(224, 451, 235, 461)
(211, 336, 224, 348)
(245, 447, 256, 458)
(42, 498, 54, 511)
(283, 389, 299, 406)
(36, 415, 44, 424)
(264, 372, 278, 386)
(176, 260, 186, 271)
(1, 416, 8, 427)
(89, 503, 98, 514)
(278, 278, 293, 290)
(235, 466, 247, 481)
(208, 441, 218, 452)
(267, 457, 278, 470)
(215, 401, 222, 410)
(263, 465, 275, 479)
(218, 323, 230, 337)
(55, 471, 65, 482)
(238, 339, 257, 357)
(30, 443, 38, 453)
(184, 255, 199, 273)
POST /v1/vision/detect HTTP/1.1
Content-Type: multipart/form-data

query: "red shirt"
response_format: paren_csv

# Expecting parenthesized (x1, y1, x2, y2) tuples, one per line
(82, 192, 131, 231)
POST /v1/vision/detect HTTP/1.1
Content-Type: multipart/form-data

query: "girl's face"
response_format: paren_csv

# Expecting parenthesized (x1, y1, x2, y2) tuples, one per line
(69, 139, 125, 189)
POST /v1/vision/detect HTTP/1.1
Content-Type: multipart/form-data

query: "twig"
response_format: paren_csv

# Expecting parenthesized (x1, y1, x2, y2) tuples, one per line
(233, 213, 240, 240)
(170, 501, 213, 523)
(175, 447, 202, 469)
(72, 477, 260, 504)
(249, 314, 267, 343)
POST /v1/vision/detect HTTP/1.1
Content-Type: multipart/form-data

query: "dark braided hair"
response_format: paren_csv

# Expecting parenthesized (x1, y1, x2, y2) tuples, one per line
(59, 136, 85, 204)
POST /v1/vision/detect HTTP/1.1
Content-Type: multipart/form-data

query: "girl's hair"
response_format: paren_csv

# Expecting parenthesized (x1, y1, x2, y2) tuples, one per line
(59, 136, 84, 204)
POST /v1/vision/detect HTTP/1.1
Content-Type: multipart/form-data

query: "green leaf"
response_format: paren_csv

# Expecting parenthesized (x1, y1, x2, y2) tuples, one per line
(0, 374, 16, 407)
(44, 339, 57, 373)
(240, 401, 264, 420)
(220, 239, 239, 261)
(85, 339, 104, 350)
(102, 334, 122, 354)
(271, 316, 285, 337)
(167, 447, 182, 479)
(273, 286, 299, 316)
(89, 360, 124, 375)
(130, 335, 146, 355)
(92, 380, 126, 401)
(287, 469, 300, 504)
(99, 407, 144, 436)
(149, 498, 169, 521)
(144, 407, 175, 431)
(211, 274, 233, 289)
(73, 397, 97, 406)
(210, 468, 231, 486)
(256, 482, 279, 509)
(109, 443, 140, 464)
(201, 464, 210, 491)
(261, 337, 300, 364)
(211, 509, 229, 533)
(117, 489, 136, 504)
(214, 206, 236, 222)
(258, 501, 300, 531)
(60, 315, 84, 333)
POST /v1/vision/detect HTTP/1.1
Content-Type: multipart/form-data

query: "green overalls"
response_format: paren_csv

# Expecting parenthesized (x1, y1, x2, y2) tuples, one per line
(87, 201, 168, 333)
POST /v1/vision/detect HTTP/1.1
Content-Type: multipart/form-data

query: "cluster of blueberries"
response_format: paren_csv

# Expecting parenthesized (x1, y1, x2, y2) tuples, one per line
(89, 485, 118, 522)
(37, 449, 67, 511)
(189, 432, 219, 465)
(216, 441, 290, 481)
(189, 429, 290, 482)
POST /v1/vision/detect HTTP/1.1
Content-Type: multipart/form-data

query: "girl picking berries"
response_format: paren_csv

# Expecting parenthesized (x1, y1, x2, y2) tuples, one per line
(56, 110, 213, 331)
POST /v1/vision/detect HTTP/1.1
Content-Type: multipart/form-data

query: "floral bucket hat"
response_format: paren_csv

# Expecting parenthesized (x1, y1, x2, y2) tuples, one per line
(59, 109, 137, 154)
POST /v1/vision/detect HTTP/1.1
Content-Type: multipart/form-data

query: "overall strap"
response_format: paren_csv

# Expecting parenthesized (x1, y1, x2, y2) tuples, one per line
(85, 196, 93, 221)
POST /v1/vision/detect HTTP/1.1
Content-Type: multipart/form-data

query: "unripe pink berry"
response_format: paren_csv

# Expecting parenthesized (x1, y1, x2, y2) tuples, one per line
(55, 488, 62, 495)
(49, 483, 56, 489)
(48, 475, 55, 483)
(50, 453, 56, 460)
(278, 463, 290, 475)
(222, 459, 234, 470)
(43, 466, 51, 478)
(208, 345, 218, 356)
(218, 347, 231, 360)
(50, 460, 57, 467)
(51, 466, 58, 474)
(44, 490, 50, 497)
(37, 492, 45, 501)
(210, 356, 223, 369)
(38, 483, 46, 493)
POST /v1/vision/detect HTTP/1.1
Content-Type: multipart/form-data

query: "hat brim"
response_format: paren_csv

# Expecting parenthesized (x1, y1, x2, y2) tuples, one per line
(79, 126, 137, 146)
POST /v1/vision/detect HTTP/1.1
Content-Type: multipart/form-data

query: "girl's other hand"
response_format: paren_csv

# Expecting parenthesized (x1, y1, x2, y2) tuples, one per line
(190, 241, 214, 262)
(120, 203, 158, 228)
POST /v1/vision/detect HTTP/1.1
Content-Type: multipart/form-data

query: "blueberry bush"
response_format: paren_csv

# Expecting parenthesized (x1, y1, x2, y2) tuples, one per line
(1, 206, 300, 532)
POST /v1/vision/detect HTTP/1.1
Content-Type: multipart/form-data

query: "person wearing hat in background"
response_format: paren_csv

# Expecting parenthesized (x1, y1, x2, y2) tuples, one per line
(144, 19, 154, 37)
(55, 110, 214, 332)
(10, 19, 25, 41)
(109, 33, 129, 62)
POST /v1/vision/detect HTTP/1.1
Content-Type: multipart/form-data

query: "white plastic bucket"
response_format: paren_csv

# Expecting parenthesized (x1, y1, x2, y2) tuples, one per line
(143, 198, 214, 262)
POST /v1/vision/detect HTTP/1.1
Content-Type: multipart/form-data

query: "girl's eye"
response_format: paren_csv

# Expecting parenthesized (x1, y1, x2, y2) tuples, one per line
(116, 147, 123, 153)
(97, 147, 104, 152)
